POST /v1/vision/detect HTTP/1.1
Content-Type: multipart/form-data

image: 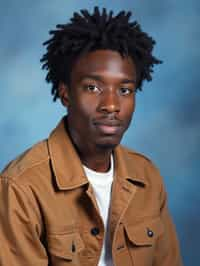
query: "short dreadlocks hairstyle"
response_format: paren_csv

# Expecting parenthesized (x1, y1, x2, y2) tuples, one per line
(41, 6, 162, 101)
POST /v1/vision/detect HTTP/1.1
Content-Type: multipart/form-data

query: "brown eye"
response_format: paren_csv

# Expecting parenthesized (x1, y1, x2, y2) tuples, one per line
(119, 87, 133, 96)
(85, 85, 100, 93)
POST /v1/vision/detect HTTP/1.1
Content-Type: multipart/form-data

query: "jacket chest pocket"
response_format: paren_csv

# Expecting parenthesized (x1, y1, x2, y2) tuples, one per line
(124, 218, 164, 266)
(47, 230, 85, 266)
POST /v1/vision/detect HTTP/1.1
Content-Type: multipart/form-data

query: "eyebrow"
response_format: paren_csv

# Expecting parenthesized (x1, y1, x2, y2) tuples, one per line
(80, 74, 136, 84)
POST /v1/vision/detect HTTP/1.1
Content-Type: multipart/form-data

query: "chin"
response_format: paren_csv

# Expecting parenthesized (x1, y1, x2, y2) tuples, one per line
(96, 136, 122, 150)
(96, 143, 118, 150)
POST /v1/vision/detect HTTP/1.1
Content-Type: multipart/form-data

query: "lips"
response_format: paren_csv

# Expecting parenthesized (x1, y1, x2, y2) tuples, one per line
(93, 119, 122, 135)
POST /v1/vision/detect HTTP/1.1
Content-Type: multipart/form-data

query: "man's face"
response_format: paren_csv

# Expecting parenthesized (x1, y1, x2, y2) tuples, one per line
(60, 50, 137, 152)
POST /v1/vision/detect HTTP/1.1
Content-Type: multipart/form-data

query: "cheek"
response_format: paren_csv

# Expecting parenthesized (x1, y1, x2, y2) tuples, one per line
(72, 96, 97, 120)
(121, 98, 135, 120)
(80, 101, 96, 119)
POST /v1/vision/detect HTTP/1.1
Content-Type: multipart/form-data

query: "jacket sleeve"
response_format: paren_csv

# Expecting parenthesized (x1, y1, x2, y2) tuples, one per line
(0, 176, 48, 266)
(153, 172, 183, 266)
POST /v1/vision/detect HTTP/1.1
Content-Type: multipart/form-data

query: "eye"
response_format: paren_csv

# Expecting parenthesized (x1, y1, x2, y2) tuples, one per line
(119, 87, 134, 96)
(85, 84, 101, 93)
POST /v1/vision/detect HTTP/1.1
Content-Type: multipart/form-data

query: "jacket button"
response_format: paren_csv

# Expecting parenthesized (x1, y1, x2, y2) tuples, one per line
(91, 227, 100, 236)
(147, 228, 154, 237)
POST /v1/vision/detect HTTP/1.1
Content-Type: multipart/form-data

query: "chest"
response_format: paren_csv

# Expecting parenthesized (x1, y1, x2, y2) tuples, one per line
(33, 180, 163, 266)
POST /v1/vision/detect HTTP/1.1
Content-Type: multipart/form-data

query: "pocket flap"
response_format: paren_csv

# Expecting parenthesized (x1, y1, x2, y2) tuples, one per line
(124, 218, 164, 246)
(47, 232, 84, 260)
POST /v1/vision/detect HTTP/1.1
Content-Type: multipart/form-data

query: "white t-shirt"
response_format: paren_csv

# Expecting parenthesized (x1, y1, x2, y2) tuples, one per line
(83, 155, 114, 266)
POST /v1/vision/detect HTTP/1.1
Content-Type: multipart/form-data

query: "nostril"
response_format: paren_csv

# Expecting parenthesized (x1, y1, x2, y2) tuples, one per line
(99, 104, 120, 113)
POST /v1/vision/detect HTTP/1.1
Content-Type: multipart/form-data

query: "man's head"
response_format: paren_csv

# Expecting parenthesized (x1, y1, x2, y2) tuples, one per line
(41, 7, 161, 155)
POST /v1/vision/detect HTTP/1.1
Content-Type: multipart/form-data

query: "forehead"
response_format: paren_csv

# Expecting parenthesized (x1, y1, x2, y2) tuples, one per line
(71, 49, 136, 80)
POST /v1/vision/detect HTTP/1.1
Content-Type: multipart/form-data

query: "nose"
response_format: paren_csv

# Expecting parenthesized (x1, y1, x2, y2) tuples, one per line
(98, 90, 120, 114)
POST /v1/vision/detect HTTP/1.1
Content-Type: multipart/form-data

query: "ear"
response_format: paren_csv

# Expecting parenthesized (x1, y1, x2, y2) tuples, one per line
(58, 82, 70, 108)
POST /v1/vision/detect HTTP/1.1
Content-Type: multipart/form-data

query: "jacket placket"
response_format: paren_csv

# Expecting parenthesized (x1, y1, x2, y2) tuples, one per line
(85, 183, 105, 265)
(109, 176, 138, 266)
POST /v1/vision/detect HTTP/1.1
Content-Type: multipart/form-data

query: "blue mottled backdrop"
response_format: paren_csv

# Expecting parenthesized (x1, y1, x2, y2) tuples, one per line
(0, 1, 199, 265)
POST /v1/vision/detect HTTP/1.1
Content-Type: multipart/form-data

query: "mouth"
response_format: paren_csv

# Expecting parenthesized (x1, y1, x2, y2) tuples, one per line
(93, 120, 122, 135)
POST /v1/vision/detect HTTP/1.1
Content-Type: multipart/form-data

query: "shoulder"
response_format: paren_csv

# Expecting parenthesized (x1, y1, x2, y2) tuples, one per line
(1, 140, 50, 182)
(119, 144, 155, 167)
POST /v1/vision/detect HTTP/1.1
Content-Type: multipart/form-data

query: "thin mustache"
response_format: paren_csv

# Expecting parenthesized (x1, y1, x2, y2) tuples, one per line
(93, 116, 122, 126)
(95, 113, 121, 120)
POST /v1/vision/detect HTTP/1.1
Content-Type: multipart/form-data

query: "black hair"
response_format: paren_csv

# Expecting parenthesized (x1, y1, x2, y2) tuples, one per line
(41, 6, 162, 101)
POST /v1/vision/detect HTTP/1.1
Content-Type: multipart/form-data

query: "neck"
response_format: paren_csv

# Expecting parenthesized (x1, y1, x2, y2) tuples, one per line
(70, 132, 113, 172)
(80, 149, 112, 172)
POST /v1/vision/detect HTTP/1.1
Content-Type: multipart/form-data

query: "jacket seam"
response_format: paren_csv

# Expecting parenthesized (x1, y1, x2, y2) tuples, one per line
(1, 157, 50, 181)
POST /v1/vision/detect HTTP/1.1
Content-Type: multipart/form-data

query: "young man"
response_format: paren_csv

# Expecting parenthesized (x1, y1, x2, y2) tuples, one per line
(0, 7, 182, 266)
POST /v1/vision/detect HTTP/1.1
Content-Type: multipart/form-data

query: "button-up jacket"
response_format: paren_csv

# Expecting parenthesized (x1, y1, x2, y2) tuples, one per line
(0, 118, 183, 266)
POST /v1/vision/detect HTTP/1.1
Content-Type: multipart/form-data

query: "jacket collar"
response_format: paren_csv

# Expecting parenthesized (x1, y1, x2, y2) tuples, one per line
(114, 145, 147, 186)
(48, 117, 147, 190)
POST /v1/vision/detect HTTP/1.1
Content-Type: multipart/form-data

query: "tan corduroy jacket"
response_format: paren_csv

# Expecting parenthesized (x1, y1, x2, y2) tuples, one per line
(0, 117, 182, 266)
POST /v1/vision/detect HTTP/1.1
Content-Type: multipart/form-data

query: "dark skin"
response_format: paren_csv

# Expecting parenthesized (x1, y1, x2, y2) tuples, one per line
(59, 50, 137, 172)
